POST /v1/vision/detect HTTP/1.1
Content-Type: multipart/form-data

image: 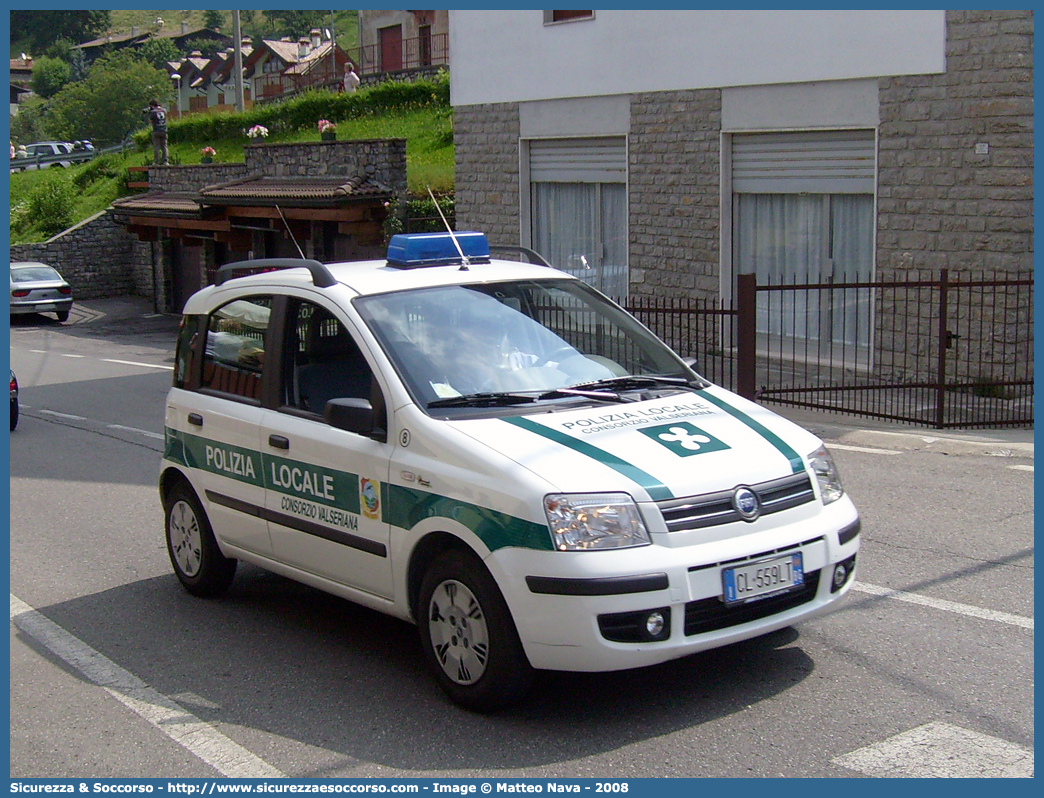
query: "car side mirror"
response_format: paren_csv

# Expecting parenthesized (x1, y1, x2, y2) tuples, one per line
(324, 398, 387, 443)
(682, 356, 700, 372)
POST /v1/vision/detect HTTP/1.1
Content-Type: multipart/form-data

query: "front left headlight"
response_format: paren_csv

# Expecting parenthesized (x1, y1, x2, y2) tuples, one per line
(808, 446, 844, 504)
(544, 493, 651, 551)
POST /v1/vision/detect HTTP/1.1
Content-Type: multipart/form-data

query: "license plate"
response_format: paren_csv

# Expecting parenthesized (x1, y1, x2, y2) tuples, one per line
(722, 552, 804, 605)
(36, 303, 56, 311)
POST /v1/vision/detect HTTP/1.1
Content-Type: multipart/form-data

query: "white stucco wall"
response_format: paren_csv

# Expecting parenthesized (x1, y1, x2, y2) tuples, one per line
(449, 10, 946, 106)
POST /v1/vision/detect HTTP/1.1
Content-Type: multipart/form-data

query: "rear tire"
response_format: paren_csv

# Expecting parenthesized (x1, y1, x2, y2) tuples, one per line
(55, 310, 70, 323)
(10, 401, 18, 431)
(164, 480, 236, 597)
(418, 548, 534, 712)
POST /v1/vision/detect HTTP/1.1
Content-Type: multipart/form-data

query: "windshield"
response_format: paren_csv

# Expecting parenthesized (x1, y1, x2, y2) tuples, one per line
(355, 279, 697, 412)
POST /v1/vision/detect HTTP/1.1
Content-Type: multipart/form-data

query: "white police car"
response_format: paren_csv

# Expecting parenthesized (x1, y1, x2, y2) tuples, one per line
(161, 232, 860, 711)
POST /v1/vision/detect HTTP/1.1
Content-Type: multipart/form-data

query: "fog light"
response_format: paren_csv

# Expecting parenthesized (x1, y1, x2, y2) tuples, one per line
(645, 610, 666, 638)
(833, 563, 848, 589)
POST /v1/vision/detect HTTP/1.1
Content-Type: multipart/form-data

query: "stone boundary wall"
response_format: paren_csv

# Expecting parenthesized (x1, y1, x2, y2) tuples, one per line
(146, 139, 408, 199)
(452, 103, 521, 247)
(628, 89, 722, 300)
(147, 163, 249, 193)
(877, 9, 1034, 275)
(244, 139, 408, 198)
(9, 211, 156, 302)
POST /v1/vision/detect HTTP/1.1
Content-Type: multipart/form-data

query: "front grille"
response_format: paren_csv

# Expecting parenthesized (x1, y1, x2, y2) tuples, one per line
(656, 472, 815, 532)
(684, 569, 820, 636)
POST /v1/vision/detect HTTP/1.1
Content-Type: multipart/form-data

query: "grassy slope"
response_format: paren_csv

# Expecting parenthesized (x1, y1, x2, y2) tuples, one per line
(10, 102, 453, 244)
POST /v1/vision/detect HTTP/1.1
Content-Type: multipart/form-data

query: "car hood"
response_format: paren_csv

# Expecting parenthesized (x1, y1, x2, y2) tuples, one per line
(450, 386, 822, 502)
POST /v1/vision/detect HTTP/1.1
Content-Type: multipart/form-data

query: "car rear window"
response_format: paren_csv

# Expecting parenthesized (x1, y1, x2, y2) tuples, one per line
(11, 266, 62, 282)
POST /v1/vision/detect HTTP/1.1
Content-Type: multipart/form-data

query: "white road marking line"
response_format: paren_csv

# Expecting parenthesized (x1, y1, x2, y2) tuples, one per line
(827, 443, 903, 455)
(37, 409, 87, 421)
(10, 594, 285, 779)
(100, 358, 173, 371)
(107, 424, 165, 440)
(853, 581, 1033, 629)
(1009, 464, 1033, 472)
(59, 353, 86, 358)
(832, 721, 1033, 778)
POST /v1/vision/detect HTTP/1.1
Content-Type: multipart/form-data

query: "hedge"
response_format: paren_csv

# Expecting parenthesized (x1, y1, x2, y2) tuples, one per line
(133, 72, 450, 148)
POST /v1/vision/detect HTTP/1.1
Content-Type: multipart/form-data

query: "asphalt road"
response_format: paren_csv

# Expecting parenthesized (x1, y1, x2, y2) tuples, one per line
(8, 305, 1034, 779)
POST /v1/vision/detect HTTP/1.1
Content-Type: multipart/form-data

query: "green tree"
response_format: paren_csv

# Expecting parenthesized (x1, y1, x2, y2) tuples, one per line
(9, 95, 48, 146)
(31, 56, 73, 99)
(46, 50, 171, 146)
(69, 49, 89, 82)
(137, 38, 180, 70)
(180, 37, 224, 60)
(267, 11, 327, 36)
(10, 11, 111, 54)
(43, 38, 75, 63)
(203, 10, 225, 31)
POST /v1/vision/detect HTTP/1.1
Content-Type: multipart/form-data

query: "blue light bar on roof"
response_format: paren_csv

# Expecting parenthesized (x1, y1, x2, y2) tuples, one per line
(386, 232, 491, 268)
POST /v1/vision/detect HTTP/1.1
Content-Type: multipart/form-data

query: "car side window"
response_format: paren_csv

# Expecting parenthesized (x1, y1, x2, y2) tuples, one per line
(281, 299, 378, 417)
(200, 296, 273, 402)
(174, 314, 205, 389)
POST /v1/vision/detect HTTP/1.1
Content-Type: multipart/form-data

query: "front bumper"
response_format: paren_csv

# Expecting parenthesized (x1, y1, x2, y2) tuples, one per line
(486, 497, 860, 672)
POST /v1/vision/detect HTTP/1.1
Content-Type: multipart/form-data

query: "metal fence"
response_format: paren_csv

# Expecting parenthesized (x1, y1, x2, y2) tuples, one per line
(347, 33, 449, 76)
(616, 269, 1034, 429)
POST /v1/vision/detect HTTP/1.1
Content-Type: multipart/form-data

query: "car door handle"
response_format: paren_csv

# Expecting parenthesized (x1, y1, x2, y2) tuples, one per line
(268, 434, 290, 450)
(187, 413, 203, 427)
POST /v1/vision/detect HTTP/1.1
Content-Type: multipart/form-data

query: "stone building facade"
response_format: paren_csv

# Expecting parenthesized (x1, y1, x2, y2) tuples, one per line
(455, 11, 1033, 294)
(451, 10, 1032, 404)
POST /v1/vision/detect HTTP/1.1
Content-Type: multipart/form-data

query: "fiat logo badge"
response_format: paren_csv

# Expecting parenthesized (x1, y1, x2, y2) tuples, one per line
(732, 486, 760, 522)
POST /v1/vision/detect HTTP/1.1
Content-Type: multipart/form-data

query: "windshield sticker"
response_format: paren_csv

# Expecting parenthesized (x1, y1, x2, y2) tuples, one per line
(640, 422, 730, 457)
(558, 400, 717, 436)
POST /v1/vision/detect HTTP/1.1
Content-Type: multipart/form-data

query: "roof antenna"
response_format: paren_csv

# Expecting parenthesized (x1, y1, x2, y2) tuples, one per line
(427, 187, 468, 271)
(275, 204, 306, 259)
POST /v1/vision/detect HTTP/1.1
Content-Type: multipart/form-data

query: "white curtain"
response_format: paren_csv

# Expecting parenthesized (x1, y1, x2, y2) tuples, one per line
(532, 182, 628, 298)
(735, 193, 872, 348)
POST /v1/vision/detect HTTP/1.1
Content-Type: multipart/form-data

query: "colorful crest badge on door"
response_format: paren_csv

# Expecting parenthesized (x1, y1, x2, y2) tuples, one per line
(360, 477, 381, 519)
(639, 422, 730, 457)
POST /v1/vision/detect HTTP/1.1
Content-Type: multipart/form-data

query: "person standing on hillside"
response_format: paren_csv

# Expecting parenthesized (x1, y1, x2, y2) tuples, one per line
(343, 64, 361, 93)
(146, 99, 169, 165)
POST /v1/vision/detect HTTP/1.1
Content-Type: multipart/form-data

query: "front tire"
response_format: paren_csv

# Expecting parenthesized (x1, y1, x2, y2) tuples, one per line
(418, 548, 534, 712)
(164, 480, 236, 597)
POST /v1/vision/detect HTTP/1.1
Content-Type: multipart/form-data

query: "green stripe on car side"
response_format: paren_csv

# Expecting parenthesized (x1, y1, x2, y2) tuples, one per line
(165, 428, 264, 487)
(384, 484, 554, 552)
(165, 429, 360, 511)
(503, 416, 675, 501)
(698, 392, 807, 474)
(165, 427, 552, 552)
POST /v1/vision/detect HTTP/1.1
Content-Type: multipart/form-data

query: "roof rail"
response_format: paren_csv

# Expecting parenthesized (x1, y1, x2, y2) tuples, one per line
(489, 245, 553, 269)
(214, 258, 337, 288)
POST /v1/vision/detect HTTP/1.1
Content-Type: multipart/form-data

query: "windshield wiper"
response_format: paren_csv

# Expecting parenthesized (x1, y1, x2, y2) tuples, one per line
(567, 375, 704, 393)
(427, 392, 537, 409)
(537, 386, 633, 403)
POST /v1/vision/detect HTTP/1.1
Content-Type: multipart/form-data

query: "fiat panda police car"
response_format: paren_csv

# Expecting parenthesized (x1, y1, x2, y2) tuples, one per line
(161, 231, 860, 711)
